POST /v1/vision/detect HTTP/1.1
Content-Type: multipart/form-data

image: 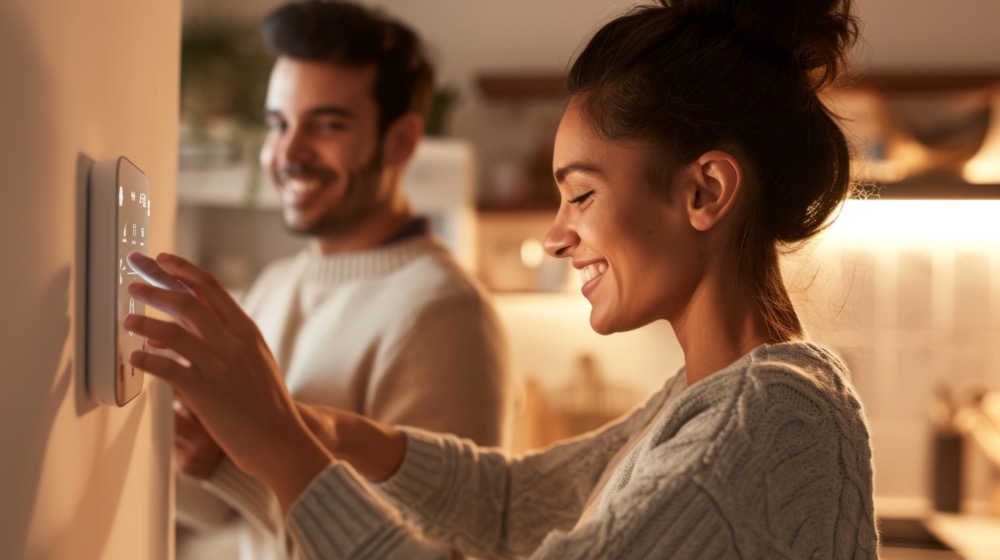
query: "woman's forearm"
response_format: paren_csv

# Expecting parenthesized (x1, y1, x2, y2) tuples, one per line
(258, 425, 337, 514)
(296, 403, 408, 483)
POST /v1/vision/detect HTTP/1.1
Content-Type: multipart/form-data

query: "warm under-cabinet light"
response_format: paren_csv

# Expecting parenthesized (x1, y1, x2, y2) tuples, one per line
(825, 199, 1000, 242)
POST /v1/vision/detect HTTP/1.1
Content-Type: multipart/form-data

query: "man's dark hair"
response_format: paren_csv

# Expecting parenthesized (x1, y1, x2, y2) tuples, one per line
(262, 0, 434, 134)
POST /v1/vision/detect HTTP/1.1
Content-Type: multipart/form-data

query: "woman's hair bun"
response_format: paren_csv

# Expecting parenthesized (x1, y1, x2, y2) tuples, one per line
(673, 0, 860, 88)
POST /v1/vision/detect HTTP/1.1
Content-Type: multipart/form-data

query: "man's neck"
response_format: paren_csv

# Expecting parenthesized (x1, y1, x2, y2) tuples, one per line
(310, 208, 417, 256)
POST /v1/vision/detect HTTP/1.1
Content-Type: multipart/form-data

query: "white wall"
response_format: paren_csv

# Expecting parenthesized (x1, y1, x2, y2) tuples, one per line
(0, 0, 180, 558)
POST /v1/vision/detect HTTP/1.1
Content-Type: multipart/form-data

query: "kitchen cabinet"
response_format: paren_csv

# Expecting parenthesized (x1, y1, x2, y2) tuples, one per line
(473, 70, 1000, 206)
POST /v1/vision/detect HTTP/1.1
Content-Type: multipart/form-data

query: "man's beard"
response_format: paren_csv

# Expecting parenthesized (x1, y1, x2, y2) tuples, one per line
(276, 147, 385, 238)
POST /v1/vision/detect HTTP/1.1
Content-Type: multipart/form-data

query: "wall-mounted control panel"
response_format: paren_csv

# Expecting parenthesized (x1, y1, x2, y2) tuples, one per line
(87, 156, 149, 406)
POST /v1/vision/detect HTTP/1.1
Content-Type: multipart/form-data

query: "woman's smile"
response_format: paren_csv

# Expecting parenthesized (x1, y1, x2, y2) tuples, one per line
(577, 261, 607, 297)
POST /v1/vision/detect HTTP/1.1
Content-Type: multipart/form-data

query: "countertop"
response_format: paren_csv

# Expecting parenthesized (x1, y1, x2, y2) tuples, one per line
(879, 498, 1000, 559)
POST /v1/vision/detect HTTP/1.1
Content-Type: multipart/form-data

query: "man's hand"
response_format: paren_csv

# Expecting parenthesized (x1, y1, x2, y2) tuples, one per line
(174, 397, 225, 479)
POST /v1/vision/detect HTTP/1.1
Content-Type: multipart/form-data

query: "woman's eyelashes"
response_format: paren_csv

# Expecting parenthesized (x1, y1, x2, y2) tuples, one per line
(568, 190, 594, 205)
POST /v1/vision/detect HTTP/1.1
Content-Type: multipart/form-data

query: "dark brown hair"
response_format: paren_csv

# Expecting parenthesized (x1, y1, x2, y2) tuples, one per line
(568, 0, 860, 340)
(262, 0, 435, 134)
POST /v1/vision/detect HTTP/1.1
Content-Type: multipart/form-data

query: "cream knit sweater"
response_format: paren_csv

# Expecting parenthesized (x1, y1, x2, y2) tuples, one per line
(288, 341, 878, 559)
(179, 234, 513, 559)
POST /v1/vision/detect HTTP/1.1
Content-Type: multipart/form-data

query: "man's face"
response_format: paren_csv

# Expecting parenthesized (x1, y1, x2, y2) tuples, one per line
(260, 57, 390, 238)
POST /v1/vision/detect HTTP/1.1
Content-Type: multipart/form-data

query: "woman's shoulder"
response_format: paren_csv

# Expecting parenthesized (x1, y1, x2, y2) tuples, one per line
(650, 341, 870, 465)
(740, 341, 866, 424)
(627, 343, 875, 558)
(691, 341, 859, 416)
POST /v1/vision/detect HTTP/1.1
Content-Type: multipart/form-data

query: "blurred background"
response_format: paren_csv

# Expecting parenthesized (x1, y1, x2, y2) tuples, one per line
(3, 0, 1000, 558)
(176, 0, 1000, 524)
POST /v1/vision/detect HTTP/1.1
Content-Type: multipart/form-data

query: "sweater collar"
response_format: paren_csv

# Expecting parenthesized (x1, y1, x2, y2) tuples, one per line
(300, 234, 443, 285)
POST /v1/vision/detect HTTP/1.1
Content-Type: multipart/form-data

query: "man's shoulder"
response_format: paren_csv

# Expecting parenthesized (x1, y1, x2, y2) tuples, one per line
(240, 251, 309, 309)
(387, 238, 487, 304)
(256, 251, 308, 281)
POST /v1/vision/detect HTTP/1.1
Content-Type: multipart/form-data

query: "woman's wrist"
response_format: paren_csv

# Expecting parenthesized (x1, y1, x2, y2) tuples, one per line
(258, 425, 336, 514)
(292, 403, 406, 483)
(334, 414, 407, 483)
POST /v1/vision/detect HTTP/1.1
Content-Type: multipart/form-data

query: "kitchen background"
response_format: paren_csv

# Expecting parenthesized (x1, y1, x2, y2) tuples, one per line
(177, 0, 1000, 528)
(4, 0, 997, 557)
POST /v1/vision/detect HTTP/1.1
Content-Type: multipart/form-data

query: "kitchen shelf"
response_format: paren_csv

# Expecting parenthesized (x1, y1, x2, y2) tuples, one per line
(475, 71, 1000, 100)
(177, 138, 480, 212)
(854, 179, 1000, 200)
(178, 166, 276, 209)
(851, 72, 1000, 93)
(476, 72, 567, 100)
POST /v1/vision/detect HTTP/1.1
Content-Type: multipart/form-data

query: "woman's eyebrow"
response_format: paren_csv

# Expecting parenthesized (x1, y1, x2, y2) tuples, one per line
(554, 163, 603, 183)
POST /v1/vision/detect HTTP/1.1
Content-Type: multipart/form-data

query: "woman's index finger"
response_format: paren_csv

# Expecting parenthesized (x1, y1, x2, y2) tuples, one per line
(153, 252, 255, 331)
(126, 251, 188, 292)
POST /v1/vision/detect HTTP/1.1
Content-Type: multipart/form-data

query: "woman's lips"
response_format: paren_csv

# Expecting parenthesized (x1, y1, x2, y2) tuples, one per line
(579, 261, 607, 297)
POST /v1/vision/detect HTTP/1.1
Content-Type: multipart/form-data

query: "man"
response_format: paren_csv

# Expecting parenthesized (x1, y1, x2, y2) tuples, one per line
(175, 2, 512, 558)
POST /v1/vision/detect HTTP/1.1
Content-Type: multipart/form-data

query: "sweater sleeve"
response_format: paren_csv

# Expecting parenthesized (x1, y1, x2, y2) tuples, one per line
(200, 459, 282, 535)
(286, 424, 704, 560)
(195, 458, 301, 558)
(288, 463, 450, 559)
(175, 473, 237, 531)
(286, 389, 669, 560)
(365, 290, 512, 446)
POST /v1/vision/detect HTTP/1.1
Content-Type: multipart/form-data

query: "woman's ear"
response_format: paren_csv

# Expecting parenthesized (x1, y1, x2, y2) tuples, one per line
(686, 150, 743, 232)
(381, 112, 424, 168)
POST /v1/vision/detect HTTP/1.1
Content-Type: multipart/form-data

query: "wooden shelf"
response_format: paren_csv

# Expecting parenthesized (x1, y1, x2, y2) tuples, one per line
(474, 71, 1000, 100)
(853, 179, 1000, 200)
(853, 72, 1000, 93)
(476, 72, 566, 100)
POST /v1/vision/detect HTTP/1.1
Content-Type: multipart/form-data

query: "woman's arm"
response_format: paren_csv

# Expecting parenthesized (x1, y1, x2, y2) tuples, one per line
(295, 402, 406, 483)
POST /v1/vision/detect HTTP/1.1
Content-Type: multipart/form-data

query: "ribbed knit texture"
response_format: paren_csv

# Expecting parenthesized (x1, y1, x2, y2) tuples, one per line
(177, 234, 513, 560)
(288, 341, 878, 559)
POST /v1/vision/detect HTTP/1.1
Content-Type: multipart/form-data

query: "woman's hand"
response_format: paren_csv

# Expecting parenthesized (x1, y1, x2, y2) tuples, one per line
(123, 252, 333, 511)
(296, 402, 407, 483)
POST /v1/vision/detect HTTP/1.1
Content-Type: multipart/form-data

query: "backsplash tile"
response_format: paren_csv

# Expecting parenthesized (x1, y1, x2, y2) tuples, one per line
(804, 232, 1000, 513)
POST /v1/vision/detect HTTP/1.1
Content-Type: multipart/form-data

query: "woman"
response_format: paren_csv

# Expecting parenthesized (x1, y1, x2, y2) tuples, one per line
(127, 0, 877, 557)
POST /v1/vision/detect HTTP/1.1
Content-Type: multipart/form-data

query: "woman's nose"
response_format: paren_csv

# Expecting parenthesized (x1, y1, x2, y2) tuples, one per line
(544, 208, 577, 258)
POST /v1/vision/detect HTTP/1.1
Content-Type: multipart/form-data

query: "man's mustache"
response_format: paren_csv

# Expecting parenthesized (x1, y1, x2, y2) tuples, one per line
(275, 164, 336, 182)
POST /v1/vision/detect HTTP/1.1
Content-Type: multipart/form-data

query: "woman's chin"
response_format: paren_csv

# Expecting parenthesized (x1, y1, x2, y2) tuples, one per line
(588, 312, 617, 336)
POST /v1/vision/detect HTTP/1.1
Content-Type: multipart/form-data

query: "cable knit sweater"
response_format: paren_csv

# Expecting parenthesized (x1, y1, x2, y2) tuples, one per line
(177, 234, 513, 560)
(287, 341, 878, 559)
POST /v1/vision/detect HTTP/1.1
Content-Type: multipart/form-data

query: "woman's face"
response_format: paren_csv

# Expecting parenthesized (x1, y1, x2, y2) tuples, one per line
(544, 100, 703, 335)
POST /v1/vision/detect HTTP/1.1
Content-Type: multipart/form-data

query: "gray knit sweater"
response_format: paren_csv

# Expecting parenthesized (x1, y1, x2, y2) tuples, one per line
(287, 341, 878, 559)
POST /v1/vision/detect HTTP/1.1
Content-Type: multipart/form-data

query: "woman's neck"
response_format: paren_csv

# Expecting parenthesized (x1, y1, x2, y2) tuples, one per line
(671, 273, 797, 385)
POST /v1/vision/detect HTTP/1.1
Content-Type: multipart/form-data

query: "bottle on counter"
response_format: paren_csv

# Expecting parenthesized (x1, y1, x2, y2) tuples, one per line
(929, 383, 963, 513)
